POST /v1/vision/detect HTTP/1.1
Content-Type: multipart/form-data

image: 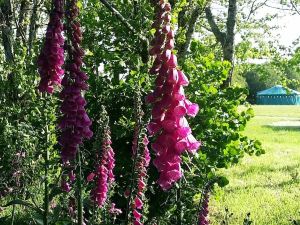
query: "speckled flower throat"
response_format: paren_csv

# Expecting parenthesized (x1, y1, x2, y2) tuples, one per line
(147, 0, 201, 190)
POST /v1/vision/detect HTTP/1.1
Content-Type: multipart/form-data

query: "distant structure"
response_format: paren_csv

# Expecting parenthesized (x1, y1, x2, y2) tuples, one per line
(256, 85, 300, 105)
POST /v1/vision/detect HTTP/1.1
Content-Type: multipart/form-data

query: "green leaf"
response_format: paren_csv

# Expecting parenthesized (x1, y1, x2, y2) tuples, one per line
(2, 199, 43, 215)
(76, 0, 83, 9)
(217, 176, 230, 187)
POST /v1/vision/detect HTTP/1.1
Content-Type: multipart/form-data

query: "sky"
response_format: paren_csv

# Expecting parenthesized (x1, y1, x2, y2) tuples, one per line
(259, 1, 300, 47)
(272, 12, 300, 47)
(211, 0, 300, 48)
(250, 1, 300, 62)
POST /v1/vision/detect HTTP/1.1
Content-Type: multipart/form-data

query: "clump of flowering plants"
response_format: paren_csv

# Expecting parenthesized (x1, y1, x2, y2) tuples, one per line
(147, 0, 201, 190)
(37, 0, 93, 223)
(37, 0, 93, 171)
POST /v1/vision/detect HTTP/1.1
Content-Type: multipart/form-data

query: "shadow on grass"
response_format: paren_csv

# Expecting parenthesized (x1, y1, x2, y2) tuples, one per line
(292, 220, 300, 225)
(234, 164, 300, 177)
(226, 177, 300, 192)
(225, 163, 300, 192)
(263, 125, 300, 131)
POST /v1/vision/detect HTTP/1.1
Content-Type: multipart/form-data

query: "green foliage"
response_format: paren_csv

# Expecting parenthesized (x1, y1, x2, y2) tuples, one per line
(0, 45, 60, 224)
(187, 41, 264, 167)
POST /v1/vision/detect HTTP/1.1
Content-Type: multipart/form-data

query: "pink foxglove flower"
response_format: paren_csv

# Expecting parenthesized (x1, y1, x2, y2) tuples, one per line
(87, 172, 95, 182)
(37, 0, 64, 93)
(90, 109, 116, 207)
(109, 203, 122, 215)
(58, 0, 93, 162)
(124, 189, 130, 198)
(92, 165, 108, 207)
(147, 0, 201, 190)
(133, 209, 142, 221)
(68, 197, 76, 217)
(61, 178, 71, 193)
(68, 170, 76, 182)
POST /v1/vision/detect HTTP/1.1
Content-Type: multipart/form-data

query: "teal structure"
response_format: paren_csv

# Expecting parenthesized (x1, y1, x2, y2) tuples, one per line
(256, 85, 300, 105)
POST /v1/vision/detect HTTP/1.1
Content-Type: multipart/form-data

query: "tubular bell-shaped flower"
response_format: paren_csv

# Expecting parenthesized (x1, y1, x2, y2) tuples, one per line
(147, 0, 201, 190)
(58, 0, 93, 162)
(37, 0, 64, 93)
(109, 203, 122, 216)
(61, 175, 71, 192)
(89, 107, 115, 207)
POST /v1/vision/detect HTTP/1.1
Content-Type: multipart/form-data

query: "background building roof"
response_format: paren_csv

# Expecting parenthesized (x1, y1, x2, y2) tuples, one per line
(257, 85, 300, 96)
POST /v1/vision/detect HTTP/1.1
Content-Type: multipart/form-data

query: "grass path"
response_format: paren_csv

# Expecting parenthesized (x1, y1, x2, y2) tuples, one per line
(210, 106, 300, 225)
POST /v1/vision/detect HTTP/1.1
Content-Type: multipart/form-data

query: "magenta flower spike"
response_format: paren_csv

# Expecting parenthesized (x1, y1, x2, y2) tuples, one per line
(147, 0, 201, 190)
(58, 0, 93, 162)
(37, 0, 64, 93)
(198, 191, 210, 225)
(131, 134, 150, 225)
(89, 108, 116, 208)
(128, 90, 151, 225)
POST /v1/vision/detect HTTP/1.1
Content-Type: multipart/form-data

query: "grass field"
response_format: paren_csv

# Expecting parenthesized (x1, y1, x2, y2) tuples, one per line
(210, 106, 300, 225)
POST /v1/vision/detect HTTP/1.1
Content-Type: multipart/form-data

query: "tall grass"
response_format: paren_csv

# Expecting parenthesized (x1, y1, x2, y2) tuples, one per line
(210, 106, 300, 225)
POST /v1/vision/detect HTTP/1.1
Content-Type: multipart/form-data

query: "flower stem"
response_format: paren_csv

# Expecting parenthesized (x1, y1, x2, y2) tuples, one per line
(124, 140, 139, 225)
(176, 179, 183, 225)
(76, 149, 83, 225)
(10, 201, 16, 225)
(124, 88, 143, 225)
(43, 134, 49, 225)
(43, 95, 50, 225)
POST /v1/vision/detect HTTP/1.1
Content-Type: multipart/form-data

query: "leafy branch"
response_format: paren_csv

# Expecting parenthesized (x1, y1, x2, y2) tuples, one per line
(98, 0, 148, 44)
(290, 0, 300, 15)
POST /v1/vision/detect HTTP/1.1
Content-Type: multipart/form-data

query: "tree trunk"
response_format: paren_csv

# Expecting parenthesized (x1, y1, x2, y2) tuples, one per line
(178, 5, 201, 62)
(205, 0, 237, 88)
(28, 0, 39, 53)
(16, 0, 28, 42)
(222, 0, 237, 87)
(0, 0, 14, 62)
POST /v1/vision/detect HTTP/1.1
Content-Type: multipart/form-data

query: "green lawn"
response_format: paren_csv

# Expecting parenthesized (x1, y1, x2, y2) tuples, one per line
(210, 105, 300, 225)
